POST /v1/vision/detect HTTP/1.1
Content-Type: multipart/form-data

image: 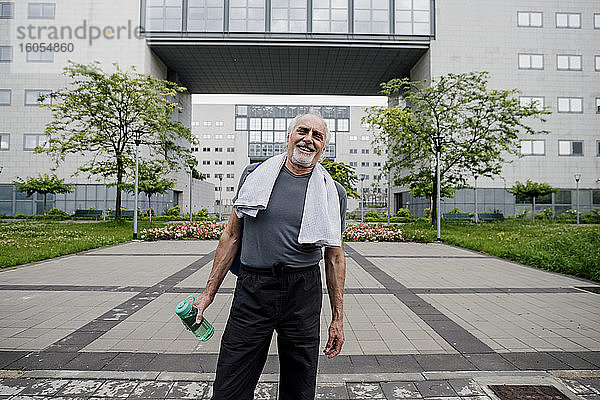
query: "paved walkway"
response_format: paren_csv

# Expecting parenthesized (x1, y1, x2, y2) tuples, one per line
(0, 240, 599, 399)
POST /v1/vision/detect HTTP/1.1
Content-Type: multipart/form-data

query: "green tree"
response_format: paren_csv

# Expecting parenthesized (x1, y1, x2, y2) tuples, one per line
(508, 180, 558, 221)
(123, 162, 175, 222)
(321, 158, 360, 199)
(12, 174, 74, 218)
(363, 71, 550, 225)
(40, 61, 196, 220)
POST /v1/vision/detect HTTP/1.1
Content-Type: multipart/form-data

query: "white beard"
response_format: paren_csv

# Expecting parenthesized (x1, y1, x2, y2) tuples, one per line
(291, 146, 316, 167)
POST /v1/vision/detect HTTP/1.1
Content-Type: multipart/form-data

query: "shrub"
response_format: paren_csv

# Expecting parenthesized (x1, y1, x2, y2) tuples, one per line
(365, 209, 381, 219)
(163, 205, 180, 216)
(535, 207, 554, 220)
(196, 208, 210, 220)
(48, 208, 68, 216)
(395, 208, 412, 218)
(141, 208, 155, 217)
(448, 207, 462, 214)
(582, 209, 600, 224)
(509, 209, 528, 220)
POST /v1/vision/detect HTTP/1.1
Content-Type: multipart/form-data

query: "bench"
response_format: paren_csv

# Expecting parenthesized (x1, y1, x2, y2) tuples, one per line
(73, 209, 103, 220)
(442, 213, 471, 221)
(107, 210, 135, 219)
(478, 213, 505, 222)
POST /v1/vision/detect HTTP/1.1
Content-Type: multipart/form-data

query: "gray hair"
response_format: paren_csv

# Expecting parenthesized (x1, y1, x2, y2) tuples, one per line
(286, 113, 330, 146)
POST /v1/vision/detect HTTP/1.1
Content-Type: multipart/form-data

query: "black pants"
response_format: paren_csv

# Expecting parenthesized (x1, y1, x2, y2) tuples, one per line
(212, 265, 322, 400)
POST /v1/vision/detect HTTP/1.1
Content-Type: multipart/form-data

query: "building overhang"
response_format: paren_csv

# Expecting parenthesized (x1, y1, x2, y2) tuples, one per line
(146, 35, 429, 95)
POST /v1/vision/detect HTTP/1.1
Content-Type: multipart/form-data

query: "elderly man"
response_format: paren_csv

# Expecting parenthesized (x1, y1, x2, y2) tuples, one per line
(193, 113, 347, 399)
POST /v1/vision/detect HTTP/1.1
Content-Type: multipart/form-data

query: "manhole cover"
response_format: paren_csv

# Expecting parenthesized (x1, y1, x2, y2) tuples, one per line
(489, 385, 570, 400)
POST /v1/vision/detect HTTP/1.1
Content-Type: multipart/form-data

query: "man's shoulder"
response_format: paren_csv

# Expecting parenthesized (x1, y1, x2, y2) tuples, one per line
(242, 163, 261, 177)
(333, 181, 347, 200)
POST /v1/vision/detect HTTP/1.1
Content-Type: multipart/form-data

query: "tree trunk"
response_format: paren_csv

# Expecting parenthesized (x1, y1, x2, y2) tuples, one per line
(43, 193, 47, 220)
(115, 162, 123, 221)
(431, 173, 438, 226)
(148, 194, 152, 223)
(532, 196, 536, 221)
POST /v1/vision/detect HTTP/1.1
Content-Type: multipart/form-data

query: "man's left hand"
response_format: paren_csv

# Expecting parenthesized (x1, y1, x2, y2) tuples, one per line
(323, 319, 344, 358)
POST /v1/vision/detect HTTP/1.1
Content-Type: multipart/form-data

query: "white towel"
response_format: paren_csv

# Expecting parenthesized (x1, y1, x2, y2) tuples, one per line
(233, 153, 342, 247)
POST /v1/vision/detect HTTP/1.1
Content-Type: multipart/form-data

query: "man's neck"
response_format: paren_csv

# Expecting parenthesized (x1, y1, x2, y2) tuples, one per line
(285, 158, 314, 176)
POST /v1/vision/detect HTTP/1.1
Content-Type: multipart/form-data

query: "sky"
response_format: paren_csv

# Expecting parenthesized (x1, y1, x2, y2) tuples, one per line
(192, 94, 387, 106)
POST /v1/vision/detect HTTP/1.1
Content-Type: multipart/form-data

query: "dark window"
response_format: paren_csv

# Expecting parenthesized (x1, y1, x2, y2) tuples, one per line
(0, 2, 14, 18)
(556, 190, 572, 204)
(572, 141, 583, 155)
(593, 190, 600, 205)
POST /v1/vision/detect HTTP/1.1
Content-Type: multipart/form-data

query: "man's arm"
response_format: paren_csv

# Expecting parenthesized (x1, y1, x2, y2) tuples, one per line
(193, 211, 243, 323)
(323, 240, 346, 358)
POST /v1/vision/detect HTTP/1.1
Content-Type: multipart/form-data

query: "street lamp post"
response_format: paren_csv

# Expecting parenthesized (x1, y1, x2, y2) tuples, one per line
(189, 167, 193, 222)
(474, 175, 478, 223)
(360, 175, 364, 223)
(133, 135, 141, 240)
(219, 176, 223, 221)
(387, 171, 391, 224)
(436, 151, 441, 240)
(574, 173, 581, 225)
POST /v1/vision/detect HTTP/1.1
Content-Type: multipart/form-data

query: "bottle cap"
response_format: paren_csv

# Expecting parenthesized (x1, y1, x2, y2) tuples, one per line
(175, 295, 195, 316)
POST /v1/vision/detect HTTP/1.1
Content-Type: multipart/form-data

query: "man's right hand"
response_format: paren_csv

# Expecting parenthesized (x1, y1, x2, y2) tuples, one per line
(192, 292, 214, 324)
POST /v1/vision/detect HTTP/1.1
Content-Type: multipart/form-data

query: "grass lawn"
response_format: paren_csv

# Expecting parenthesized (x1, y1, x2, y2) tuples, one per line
(0, 220, 166, 269)
(430, 220, 599, 283)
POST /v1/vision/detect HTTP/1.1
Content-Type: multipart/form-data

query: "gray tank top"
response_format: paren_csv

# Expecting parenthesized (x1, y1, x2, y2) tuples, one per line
(233, 164, 347, 268)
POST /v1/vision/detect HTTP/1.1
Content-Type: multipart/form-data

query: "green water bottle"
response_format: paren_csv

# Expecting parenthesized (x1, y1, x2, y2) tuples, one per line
(175, 295, 214, 341)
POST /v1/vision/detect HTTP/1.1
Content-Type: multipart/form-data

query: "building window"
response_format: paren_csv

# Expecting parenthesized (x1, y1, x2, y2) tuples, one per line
(23, 134, 48, 151)
(557, 55, 582, 71)
(0, 46, 13, 62)
(0, 133, 9, 150)
(595, 13, 600, 29)
(556, 12, 581, 28)
(520, 140, 545, 155)
(337, 118, 349, 131)
(395, 0, 431, 35)
(235, 117, 247, 130)
(373, 162, 381, 167)
(202, 160, 210, 165)
(595, 55, 600, 71)
(227, 160, 235, 165)
(354, 0, 389, 34)
(215, 121, 224, 127)
(596, 98, 600, 113)
(0, 2, 14, 18)
(313, 0, 348, 33)
(557, 97, 583, 113)
(187, 0, 223, 32)
(361, 135, 370, 141)
(349, 135, 357, 141)
(360, 174, 369, 180)
(349, 148, 357, 154)
(230, 0, 265, 32)
(271, 0, 306, 32)
(202, 134, 211, 139)
(593, 190, 600, 205)
(191, 121, 200, 127)
(227, 134, 235, 139)
(349, 162, 357, 167)
(25, 89, 52, 106)
(236, 105, 248, 115)
(518, 53, 544, 70)
(227, 147, 235, 152)
(203, 147, 210, 152)
(215, 173, 223, 179)
(519, 96, 545, 111)
(226, 173, 234, 179)
(203, 121, 212, 127)
(215, 160, 223, 165)
(558, 140, 583, 156)
(215, 134, 223, 139)
(215, 186, 221, 191)
(215, 147, 223, 152)
(27, 49, 54, 62)
(0, 89, 10, 105)
(361, 162, 369, 167)
(146, 0, 182, 31)
(274, 118, 286, 130)
(517, 11, 542, 27)
(249, 118, 261, 130)
(191, 147, 199, 152)
(361, 149, 369, 154)
(204, 173, 211, 178)
(28, 2, 55, 19)
(597, 140, 600, 157)
(226, 186, 235, 192)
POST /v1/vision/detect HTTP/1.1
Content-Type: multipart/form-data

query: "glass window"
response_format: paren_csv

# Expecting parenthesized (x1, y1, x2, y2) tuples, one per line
(361, 148, 369, 154)
(349, 161, 357, 167)
(0, 46, 13, 62)
(227, 147, 235, 152)
(595, 13, 600, 29)
(596, 98, 600, 113)
(215, 121, 224, 127)
(558, 140, 583, 156)
(354, 0, 389, 34)
(361, 162, 369, 167)
(187, 0, 224, 32)
(597, 140, 600, 157)
(227, 160, 235, 165)
(230, 0, 265, 32)
(337, 118, 349, 131)
(595, 55, 600, 71)
(214, 147, 223, 152)
(203, 133, 211, 139)
(28, 3, 55, 19)
(26, 49, 54, 62)
(349, 148, 357, 154)
(261, 118, 273, 130)
(395, 0, 430, 35)
(556, 12, 581, 28)
(25, 90, 52, 105)
(274, 131, 286, 142)
(236, 105, 248, 115)
(0, 133, 9, 150)
(249, 131, 261, 141)
(349, 135, 357, 141)
(23, 134, 48, 151)
(249, 118, 261, 130)
(519, 140, 545, 155)
(203, 121, 212, 127)
(312, 0, 348, 33)
(272, 0, 306, 32)
(235, 117, 247, 130)
(557, 55, 582, 71)
(202, 160, 210, 165)
(0, 89, 10, 105)
(203, 147, 210, 151)
(593, 190, 600, 205)
(146, 0, 182, 31)
(518, 53, 544, 69)
(557, 97, 583, 113)
(519, 96, 545, 111)
(215, 134, 223, 139)
(0, 2, 14, 18)
(274, 118, 287, 130)
(361, 135, 370, 141)
(517, 11, 542, 27)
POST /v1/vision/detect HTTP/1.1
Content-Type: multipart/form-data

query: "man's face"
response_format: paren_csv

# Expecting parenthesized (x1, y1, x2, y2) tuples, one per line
(287, 114, 328, 170)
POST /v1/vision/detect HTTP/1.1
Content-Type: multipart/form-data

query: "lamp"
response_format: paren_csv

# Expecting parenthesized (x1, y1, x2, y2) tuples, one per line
(574, 174, 581, 225)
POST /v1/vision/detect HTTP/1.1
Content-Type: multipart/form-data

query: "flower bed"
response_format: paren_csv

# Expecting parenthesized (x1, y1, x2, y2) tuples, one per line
(140, 221, 225, 241)
(140, 221, 429, 242)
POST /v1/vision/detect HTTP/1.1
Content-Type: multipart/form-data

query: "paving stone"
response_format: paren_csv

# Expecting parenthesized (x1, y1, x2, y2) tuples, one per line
(0, 351, 28, 369)
(167, 381, 208, 399)
(414, 381, 456, 398)
(55, 380, 103, 396)
(318, 356, 356, 374)
(19, 379, 69, 396)
(350, 355, 382, 373)
(347, 383, 385, 399)
(561, 379, 600, 396)
(316, 383, 349, 399)
(101, 352, 157, 371)
(63, 352, 119, 371)
(8, 352, 79, 370)
(500, 352, 569, 370)
(573, 352, 600, 368)
(93, 380, 138, 397)
(548, 352, 597, 369)
(7, 396, 46, 400)
(447, 379, 486, 397)
(375, 355, 423, 373)
(380, 381, 422, 398)
(203, 382, 213, 399)
(462, 353, 516, 371)
(129, 381, 173, 399)
(254, 382, 277, 399)
(413, 355, 475, 372)
(0, 378, 29, 396)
